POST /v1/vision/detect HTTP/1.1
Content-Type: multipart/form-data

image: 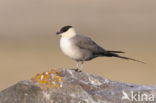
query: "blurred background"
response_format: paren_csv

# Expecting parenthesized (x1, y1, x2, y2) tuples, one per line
(0, 0, 156, 91)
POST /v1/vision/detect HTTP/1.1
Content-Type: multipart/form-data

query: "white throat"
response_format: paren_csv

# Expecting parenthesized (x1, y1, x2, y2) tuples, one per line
(61, 28, 77, 38)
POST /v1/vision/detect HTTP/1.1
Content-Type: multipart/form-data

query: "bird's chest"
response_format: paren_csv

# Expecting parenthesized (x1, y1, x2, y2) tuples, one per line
(60, 38, 80, 59)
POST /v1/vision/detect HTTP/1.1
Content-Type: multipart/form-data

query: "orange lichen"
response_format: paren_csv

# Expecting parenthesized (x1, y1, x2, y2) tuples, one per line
(31, 69, 63, 91)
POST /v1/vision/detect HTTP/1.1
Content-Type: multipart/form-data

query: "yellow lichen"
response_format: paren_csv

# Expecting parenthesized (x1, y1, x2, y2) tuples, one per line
(31, 69, 63, 91)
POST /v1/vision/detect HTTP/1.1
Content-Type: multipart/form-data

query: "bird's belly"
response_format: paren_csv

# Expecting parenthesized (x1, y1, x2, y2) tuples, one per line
(60, 38, 82, 60)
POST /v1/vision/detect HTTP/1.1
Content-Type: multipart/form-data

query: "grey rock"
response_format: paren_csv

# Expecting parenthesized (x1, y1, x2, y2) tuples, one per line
(0, 68, 156, 103)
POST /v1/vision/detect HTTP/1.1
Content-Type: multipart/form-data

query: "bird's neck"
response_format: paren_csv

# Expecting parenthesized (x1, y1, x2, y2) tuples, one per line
(61, 28, 77, 38)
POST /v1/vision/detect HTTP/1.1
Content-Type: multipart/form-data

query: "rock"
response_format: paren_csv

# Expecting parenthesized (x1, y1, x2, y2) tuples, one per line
(0, 68, 156, 103)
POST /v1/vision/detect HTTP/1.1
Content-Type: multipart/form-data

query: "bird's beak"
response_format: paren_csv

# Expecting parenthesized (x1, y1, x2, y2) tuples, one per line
(56, 32, 60, 35)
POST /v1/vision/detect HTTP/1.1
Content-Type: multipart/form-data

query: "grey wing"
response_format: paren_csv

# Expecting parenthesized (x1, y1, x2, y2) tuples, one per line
(71, 35, 107, 55)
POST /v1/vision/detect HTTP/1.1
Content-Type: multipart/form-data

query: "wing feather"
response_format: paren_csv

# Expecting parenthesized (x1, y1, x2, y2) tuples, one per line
(71, 35, 107, 55)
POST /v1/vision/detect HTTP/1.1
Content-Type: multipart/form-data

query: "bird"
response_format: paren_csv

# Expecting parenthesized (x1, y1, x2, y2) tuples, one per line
(56, 25, 144, 72)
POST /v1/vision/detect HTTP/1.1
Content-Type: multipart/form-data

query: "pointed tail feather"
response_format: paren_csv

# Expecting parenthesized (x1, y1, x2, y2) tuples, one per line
(107, 50, 125, 53)
(103, 51, 145, 64)
(113, 55, 145, 64)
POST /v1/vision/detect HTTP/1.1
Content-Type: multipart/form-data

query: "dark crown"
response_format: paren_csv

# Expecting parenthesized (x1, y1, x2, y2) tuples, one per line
(60, 25, 72, 33)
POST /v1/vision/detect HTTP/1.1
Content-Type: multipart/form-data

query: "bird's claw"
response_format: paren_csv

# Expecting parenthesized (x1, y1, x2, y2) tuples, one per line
(71, 68, 82, 72)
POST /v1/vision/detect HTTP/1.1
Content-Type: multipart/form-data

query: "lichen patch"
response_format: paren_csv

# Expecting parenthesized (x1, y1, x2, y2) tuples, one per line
(31, 69, 63, 91)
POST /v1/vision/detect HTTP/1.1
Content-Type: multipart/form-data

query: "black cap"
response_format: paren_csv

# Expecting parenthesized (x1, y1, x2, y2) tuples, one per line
(56, 25, 72, 35)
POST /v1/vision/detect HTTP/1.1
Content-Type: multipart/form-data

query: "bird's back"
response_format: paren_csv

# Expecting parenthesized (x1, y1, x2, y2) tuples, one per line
(70, 34, 107, 56)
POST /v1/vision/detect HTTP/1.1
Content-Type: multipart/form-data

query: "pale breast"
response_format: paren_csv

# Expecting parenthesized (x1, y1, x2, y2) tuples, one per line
(60, 38, 82, 60)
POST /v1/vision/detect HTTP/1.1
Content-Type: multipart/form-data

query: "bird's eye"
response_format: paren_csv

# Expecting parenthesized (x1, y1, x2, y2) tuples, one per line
(61, 28, 68, 32)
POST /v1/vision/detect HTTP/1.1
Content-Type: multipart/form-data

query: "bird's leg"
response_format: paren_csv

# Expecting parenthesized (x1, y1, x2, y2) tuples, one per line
(79, 61, 84, 72)
(76, 61, 79, 69)
(75, 61, 79, 72)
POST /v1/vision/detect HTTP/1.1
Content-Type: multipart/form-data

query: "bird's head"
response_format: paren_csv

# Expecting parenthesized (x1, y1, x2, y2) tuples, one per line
(56, 25, 76, 38)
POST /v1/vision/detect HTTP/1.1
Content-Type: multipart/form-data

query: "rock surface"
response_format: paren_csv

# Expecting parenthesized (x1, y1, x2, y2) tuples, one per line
(0, 68, 156, 103)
